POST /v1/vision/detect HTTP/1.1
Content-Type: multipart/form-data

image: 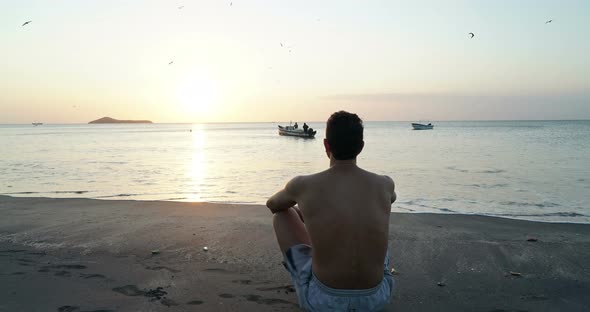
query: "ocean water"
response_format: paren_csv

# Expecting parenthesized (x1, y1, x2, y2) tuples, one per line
(1, 121, 589, 223)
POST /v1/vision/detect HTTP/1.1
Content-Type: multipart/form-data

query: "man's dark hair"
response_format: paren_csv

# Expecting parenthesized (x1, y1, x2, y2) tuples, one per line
(326, 111, 364, 160)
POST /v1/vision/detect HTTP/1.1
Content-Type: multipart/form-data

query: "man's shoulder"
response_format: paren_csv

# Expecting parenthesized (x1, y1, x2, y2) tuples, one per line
(359, 168, 395, 185)
(287, 169, 332, 189)
(285, 174, 314, 194)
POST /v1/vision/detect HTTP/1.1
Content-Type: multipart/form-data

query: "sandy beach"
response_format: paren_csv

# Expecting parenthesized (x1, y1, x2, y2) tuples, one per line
(0, 195, 589, 311)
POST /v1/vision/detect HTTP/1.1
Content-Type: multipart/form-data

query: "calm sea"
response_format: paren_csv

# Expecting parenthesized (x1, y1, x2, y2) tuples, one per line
(1, 121, 589, 223)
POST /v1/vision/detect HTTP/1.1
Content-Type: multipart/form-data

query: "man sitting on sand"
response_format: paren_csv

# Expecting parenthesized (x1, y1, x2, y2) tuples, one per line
(267, 111, 396, 311)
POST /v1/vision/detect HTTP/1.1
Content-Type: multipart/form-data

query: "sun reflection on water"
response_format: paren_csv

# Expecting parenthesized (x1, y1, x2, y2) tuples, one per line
(186, 124, 207, 202)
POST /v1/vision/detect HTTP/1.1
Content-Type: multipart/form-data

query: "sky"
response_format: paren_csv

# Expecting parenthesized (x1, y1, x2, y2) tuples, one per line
(1, 0, 589, 123)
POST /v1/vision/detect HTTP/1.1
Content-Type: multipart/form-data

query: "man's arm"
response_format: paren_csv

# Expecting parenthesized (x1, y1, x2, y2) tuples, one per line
(385, 175, 397, 204)
(266, 176, 303, 214)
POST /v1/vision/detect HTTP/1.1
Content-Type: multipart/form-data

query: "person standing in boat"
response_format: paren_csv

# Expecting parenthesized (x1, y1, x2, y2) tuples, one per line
(294, 122, 298, 129)
(303, 123, 309, 133)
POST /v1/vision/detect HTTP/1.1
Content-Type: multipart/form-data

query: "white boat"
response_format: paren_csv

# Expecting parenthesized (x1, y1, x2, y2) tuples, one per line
(278, 125, 316, 138)
(411, 123, 433, 130)
(32, 122, 43, 126)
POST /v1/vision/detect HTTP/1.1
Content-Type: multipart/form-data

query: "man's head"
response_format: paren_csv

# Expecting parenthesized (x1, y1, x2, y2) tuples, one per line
(324, 111, 364, 160)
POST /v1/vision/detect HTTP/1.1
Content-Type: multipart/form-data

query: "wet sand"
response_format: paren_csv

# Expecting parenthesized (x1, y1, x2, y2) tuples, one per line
(0, 195, 589, 311)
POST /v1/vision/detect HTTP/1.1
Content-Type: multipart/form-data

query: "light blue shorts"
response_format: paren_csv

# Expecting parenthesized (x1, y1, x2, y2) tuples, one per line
(283, 244, 394, 311)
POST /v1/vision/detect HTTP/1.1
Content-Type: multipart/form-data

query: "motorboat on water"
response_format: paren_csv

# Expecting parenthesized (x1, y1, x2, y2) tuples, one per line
(278, 125, 316, 138)
(411, 123, 433, 130)
(32, 122, 43, 126)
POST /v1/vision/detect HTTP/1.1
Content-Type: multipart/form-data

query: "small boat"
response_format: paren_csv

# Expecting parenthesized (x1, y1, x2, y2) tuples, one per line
(278, 125, 316, 138)
(411, 123, 433, 130)
(32, 122, 43, 126)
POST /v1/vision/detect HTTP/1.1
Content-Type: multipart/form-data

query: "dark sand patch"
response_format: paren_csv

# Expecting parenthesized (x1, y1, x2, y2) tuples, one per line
(187, 300, 204, 305)
(218, 293, 235, 298)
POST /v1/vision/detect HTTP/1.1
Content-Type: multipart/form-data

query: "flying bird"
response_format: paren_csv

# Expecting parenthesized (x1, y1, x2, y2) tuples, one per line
(280, 43, 283, 47)
(168, 61, 174, 65)
(22, 21, 32, 27)
(545, 19, 552, 24)
(468, 32, 475, 39)
(178, 5, 184, 9)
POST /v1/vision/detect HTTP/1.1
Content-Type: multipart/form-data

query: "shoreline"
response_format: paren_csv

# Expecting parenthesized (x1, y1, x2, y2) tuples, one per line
(1, 195, 589, 311)
(2, 193, 589, 225)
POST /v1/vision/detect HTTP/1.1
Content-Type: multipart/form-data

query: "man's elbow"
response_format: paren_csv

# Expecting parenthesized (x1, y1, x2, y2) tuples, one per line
(266, 198, 276, 212)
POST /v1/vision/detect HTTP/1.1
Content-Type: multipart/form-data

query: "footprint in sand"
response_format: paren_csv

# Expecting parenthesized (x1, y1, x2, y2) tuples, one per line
(112, 285, 175, 306)
(16, 258, 35, 266)
(232, 279, 254, 285)
(50, 264, 87, 270)
(80, 273, 106, 279)
(520, 294, 549, 301)
(112, 285, 145, 296)
(54, 271, 71, 277)
(57, 307, 114, 312)
(41, 264, 87, 273)
(231, 279, 272, 286)
(256, 285, 296, 294)
(218, 293, 235, 298)
(242, 294, 295, 306)
(160, 298, 178, 307)
(187, 300, 204, 305)
(145, 265, 180, 273)
(27, 251, 46, 256)
(203, 268, 229, 273)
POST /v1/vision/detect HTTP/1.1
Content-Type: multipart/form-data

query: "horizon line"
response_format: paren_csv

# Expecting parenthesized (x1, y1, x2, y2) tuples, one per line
(2, 118, 590, 125)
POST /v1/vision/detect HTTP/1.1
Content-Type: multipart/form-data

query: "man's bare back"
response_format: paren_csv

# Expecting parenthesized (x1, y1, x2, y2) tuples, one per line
(284, 162, 395, 289)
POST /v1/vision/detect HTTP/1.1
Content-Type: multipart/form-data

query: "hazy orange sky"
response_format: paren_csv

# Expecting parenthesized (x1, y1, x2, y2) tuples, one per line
(1, 1, 588, 123)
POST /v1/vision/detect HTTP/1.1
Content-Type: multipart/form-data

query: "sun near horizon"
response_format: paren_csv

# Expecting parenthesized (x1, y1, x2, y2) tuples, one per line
(1, 1, 589, 124)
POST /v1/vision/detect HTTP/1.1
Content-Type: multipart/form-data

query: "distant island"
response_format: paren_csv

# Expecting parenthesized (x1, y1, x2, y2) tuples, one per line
(89, 117, 152, 124)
